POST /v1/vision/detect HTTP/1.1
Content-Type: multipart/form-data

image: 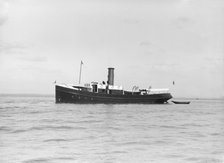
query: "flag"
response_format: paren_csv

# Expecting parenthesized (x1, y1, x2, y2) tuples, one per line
(81, 60, 83, 65)
(173, 81, 175, 85)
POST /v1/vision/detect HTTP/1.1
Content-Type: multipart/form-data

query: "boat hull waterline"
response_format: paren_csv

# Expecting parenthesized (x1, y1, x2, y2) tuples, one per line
(56, 85, 172, 104)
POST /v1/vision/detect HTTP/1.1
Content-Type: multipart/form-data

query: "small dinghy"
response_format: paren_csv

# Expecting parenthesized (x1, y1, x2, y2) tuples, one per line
(172, 100, 190, 104)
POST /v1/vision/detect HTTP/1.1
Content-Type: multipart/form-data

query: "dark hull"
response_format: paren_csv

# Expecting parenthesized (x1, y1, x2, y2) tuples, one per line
(56, 85, 172, 104)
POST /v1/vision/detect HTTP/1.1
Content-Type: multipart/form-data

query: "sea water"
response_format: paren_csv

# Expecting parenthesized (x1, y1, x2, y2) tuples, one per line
(0, 95, 224, 163)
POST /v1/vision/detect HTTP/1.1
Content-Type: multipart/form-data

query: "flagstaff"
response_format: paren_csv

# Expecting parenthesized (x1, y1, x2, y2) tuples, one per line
(79, 61, 83, 84)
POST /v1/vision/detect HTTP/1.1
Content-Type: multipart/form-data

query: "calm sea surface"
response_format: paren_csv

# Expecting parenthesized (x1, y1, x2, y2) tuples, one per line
(0, 95, 224, 163)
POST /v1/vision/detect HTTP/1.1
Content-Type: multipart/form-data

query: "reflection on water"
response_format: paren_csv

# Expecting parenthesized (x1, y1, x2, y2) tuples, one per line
(0, 95, 224, 163)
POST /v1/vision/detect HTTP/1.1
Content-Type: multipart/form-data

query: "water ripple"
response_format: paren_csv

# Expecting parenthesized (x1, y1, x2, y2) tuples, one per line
(23, 158, 52, 163)
(0, 126, 12, 132)
(43, 138, 71, 142)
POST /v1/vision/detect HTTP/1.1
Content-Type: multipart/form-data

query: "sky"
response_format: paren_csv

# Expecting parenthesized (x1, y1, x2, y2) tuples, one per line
(0, 0, 224, 98)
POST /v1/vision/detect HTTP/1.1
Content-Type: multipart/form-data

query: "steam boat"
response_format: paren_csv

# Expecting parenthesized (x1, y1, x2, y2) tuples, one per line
(55, 67, 172, 104)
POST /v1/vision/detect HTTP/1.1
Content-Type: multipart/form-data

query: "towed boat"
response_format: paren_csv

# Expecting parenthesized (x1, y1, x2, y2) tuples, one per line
(55, 67, 172, 104)
(172, 100, 190, 104)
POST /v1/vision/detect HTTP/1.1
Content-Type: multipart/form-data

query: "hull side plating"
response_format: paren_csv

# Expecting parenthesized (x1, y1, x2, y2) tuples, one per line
(56, 85, 172, 104)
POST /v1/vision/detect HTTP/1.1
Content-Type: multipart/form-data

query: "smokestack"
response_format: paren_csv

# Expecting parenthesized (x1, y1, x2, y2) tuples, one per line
(107, 67, 114, 85)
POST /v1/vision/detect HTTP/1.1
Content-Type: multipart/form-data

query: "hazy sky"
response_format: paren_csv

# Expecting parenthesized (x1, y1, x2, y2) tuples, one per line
(0, 0, 224, 98)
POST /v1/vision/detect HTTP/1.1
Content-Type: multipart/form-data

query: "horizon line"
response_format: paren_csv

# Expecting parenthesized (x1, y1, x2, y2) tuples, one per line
(0, 93, 223, 100)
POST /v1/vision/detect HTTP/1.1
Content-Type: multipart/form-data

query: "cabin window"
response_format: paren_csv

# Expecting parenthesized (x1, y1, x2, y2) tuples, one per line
(92, 84, 98, 93)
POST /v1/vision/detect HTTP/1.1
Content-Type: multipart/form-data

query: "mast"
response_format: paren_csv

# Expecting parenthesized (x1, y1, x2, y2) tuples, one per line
(79, 61, 83, 84)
